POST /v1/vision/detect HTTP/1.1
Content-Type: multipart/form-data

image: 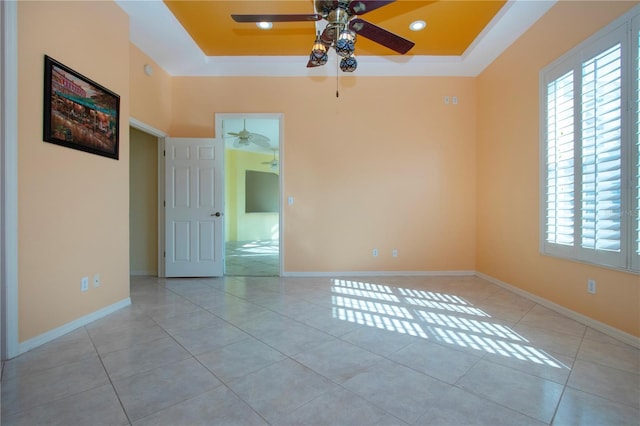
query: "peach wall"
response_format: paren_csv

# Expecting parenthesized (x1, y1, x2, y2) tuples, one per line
(18, 1, 130, 341)
(170, 76, 476, 272)
(477, 1, 639, 336)
(129, 44, 172, 134)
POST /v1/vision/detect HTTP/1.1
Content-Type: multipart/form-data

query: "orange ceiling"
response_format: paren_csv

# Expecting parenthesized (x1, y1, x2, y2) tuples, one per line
(163, 1, 507, 57)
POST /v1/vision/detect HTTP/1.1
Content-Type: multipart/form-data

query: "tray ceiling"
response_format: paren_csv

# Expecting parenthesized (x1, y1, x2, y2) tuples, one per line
(116, 0, 556, 76)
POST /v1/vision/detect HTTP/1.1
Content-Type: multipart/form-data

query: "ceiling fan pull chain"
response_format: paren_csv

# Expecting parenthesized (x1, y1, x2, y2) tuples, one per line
(336, 58, 339, 98)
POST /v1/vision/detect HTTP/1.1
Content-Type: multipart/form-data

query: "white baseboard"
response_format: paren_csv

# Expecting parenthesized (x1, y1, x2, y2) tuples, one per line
(476, 272, 640, 349)
(14, 298, 131, 358)
(282, 270, 476, 278)
(130, 270, 156, 276)
(13, 272, 636, 358)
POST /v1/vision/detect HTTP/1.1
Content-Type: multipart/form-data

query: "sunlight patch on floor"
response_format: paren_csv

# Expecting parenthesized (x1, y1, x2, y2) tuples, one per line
(331, 278, 568, 369)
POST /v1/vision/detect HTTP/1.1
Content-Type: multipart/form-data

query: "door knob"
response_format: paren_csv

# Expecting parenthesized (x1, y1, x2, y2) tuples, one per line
(211, 212, 223, 217)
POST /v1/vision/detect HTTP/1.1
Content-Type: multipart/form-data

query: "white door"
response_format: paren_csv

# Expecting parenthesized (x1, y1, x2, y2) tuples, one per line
(165, 138, 223, 277)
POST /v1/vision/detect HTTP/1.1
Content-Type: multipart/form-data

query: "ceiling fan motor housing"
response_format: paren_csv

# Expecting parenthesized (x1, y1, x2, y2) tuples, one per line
(325, 6, 350, 25)
(324, 5, 350, 42)
(317, 0, 348, 16)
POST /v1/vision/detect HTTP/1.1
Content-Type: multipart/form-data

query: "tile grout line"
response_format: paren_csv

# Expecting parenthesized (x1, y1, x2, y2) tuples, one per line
(559, 325, 640, 411)
(84, 324, 134, 426)
(0, 329, 126, 422)
(158, 276, 640, 419)
(6, 275, 636, 425)
(547, 325, 589, 425)
(143, 288, 273, 425)
(173, 280, 419, 423)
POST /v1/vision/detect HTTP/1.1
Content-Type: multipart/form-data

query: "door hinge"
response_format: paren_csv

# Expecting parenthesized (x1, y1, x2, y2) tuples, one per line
(163, 251, 166, 258)
(163, 200, 166, 207)
(163, 149, 166, 157)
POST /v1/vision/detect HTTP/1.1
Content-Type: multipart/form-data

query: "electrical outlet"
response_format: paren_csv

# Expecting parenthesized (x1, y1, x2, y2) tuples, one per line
(372, 248, 378, 257)
(81, 277, 89, 292)
(392, 249, 398, 257)
(93, 274, 100, 287)
(587, 279, 596, 294)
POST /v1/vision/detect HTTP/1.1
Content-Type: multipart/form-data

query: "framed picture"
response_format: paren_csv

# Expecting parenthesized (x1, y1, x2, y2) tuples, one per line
(43, 55, 120, 160)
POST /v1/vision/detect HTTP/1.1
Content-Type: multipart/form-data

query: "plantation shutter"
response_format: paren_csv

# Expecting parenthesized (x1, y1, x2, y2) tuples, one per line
(580, 44, 622, 254)
(541, 7, 640, 272)
(545, 71, 575, 247)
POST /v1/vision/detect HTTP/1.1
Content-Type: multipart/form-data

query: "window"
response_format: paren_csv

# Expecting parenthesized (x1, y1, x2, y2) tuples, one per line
(541, 6, 640, 273)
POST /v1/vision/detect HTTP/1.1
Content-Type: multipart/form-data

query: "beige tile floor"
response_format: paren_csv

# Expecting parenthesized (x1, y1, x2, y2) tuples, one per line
(225, 240, 279, 277)
(2, 275, 639, 425)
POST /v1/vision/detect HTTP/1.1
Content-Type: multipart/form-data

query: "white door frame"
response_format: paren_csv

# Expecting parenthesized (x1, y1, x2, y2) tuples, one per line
(2, 0, 19, 359)
(215, 113, 284, 276)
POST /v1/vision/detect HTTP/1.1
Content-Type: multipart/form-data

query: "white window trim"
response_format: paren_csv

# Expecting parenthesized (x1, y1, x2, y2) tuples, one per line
(631, 13, 640, 272)
(539, 5, 640, 274)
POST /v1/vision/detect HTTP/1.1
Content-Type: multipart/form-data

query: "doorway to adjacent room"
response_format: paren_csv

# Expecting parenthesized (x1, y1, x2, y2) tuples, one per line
(217, 114, 282, 276)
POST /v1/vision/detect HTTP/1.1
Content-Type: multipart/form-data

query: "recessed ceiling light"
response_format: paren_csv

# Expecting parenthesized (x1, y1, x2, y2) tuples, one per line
(256, 22, 272, 30)
(409, 20, 426, 31)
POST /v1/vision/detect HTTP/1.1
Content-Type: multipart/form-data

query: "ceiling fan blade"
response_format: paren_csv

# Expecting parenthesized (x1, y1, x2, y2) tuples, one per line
(227, 132, 241, 137)
(249, 134, 271, 148)
(253, 140, 271, 149)
(231, 14, 322, 23)
(306, 58, 325, 68)
(233, 139, 248, 148)
(348, 1, 395, 16)
(349, 18, 415, 54)
(320, 26, 335, 47)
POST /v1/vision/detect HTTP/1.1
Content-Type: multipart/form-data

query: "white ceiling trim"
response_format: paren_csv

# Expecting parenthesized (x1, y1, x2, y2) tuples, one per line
(116, 0, 556, 77)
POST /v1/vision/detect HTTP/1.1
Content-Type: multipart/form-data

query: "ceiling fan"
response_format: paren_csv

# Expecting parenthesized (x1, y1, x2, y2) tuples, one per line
(231, 0, 415, 73)
(261, 149, 279, 170)
(227, 119, 271, 149)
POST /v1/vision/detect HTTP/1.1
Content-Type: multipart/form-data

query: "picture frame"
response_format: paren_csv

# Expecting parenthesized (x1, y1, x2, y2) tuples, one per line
(43, 55, 120, 160)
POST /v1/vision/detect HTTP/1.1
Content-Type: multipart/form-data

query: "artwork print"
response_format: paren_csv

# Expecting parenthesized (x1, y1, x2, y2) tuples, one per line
(43, 55, 120, 159)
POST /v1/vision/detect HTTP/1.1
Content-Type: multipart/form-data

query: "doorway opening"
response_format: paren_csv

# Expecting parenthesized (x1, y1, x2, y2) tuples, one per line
(129, 127, 159, 277)
(216, 114, 282, 277)
(129, 119, 167, 277)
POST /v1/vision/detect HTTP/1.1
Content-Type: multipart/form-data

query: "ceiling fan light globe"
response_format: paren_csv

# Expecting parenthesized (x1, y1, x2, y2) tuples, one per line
(312, 45, 326, 55)
(311, 45, 327, 57)
(338, 28, 356, 42)
(312, 36, 327, 53)
(309, 51, 328, 66)
(340, 55, 357, 72)
(335, 38, 355, 57)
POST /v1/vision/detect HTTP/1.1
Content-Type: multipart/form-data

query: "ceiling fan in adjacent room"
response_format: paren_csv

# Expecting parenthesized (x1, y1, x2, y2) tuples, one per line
(231, 0, 415, 73)
(227, 120, 271, 149)
(261, 149, 279, 170)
